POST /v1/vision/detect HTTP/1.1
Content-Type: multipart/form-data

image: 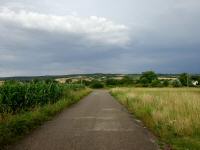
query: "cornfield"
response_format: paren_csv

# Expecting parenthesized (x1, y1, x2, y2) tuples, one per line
(0, 80, 64, 115)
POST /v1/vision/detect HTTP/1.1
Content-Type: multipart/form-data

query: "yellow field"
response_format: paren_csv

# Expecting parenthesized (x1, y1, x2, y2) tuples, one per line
(0, 81, 4, 86)
(111, 88, 200, 150)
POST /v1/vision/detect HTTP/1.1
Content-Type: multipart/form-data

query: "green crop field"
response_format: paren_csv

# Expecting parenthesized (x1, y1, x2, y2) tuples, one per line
(111, 88, 200, 150)
(0, 80, 91, 147)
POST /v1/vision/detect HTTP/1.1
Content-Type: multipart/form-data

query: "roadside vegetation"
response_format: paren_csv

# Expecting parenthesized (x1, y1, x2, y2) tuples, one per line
(111, 87, 200, 150)
(0, 80, 91, 147)
(0, 80, 63, 115)
(67, 71, 200, 88)
(0, 71, 199, 149)
(2, 71, 199, 88)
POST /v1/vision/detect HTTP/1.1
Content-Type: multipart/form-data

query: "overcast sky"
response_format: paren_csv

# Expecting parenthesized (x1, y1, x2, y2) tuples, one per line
(0, 0, 200, 76)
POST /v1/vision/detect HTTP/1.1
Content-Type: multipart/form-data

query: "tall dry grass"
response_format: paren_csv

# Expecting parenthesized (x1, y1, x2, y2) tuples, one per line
(111, 88, 200, 150)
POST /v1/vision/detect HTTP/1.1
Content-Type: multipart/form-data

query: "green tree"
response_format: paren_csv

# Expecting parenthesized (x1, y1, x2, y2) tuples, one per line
(139, 71, 158, 85)
(178, 73, 191, 86)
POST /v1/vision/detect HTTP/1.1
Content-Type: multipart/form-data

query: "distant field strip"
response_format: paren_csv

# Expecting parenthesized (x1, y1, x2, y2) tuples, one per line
(111, 88, 200, 150)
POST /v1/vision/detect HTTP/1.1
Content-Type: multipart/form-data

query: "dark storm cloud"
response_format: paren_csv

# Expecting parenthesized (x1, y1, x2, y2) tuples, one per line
(0, 7, 129, 76)
(0, 0, 200, 76)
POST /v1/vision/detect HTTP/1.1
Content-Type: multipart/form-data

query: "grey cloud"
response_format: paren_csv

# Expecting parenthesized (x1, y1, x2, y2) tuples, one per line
(0, 0, 200, 76)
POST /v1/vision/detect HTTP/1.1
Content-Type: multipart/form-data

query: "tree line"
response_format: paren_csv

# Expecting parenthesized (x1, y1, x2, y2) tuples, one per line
(75, 71, 200, 88)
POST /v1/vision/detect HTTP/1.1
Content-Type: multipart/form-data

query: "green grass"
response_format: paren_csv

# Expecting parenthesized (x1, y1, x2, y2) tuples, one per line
(111, 88, 200, 150)
(0, 88, 91, 148)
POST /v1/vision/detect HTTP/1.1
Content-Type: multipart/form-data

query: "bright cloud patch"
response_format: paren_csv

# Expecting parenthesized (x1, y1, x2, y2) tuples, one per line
(0, 7, 129, 45)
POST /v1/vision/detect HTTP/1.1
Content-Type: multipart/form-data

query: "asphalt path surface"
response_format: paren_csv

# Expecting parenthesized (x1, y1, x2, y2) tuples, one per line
(8, 90, 158, 150)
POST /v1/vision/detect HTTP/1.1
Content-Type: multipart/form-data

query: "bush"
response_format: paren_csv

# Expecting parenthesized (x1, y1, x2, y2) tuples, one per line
(120, 76, 133, 85)
(172, 80, 182, 87)
(162, 80, 169, 87)
(90, 81, 104, 89)
(151, 80, 162, 87)
(106, 79, 119, 86)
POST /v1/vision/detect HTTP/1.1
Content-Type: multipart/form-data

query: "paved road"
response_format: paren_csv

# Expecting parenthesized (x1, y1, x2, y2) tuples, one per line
(8, 90, 158, 150)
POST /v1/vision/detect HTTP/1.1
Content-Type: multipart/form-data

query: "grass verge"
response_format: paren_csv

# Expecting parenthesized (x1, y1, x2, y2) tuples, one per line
(0, 88, 91, 148)
(110, 88, 200, 150)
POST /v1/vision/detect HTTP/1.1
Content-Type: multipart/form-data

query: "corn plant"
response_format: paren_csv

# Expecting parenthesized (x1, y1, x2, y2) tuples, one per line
(0, 80, 64, 115)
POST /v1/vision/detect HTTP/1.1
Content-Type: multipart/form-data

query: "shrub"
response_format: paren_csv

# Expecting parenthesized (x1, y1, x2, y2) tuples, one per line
(172, 80, 182, 87)
(151, 80, 162, 87)
(120, 76, 133, 85)
(106, 79, 119, 86)
(162, 80, 169, 87)
(90, 81, 104, 89)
